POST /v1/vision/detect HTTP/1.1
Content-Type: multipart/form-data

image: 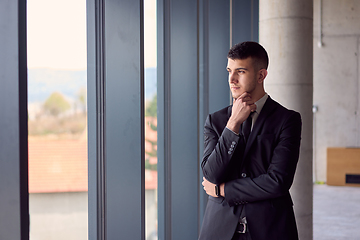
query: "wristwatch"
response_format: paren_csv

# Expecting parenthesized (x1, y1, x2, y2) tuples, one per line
(215, 185, 221, 197)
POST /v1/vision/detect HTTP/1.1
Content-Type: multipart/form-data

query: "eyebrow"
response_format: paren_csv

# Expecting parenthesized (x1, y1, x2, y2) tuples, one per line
(235, 67, 248, 71)
(226, 67, 248, 71)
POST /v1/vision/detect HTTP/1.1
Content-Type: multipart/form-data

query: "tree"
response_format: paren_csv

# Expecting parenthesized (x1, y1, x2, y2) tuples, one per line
(43, 91, 71, 117)
(77, 87, 87, 114)
(145, 94, 157, 117)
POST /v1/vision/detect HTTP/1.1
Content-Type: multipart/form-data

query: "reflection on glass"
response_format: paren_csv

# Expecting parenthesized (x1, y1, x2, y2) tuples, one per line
(144, 0, 158, 239)
(27, 0, 88, 239)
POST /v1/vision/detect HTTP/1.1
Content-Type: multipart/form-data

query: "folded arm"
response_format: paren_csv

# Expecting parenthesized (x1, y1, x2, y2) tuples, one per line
(201, 115, 246, 185)
(224, 112, 302, 206)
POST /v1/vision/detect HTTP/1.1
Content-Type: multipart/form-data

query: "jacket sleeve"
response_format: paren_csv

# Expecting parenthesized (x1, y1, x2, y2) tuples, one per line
(201, 114, 246, 185)
(224, 111, 302, 206)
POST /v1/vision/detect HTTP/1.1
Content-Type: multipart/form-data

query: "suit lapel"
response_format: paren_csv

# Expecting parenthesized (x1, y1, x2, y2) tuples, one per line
(242, 97, 277, 160)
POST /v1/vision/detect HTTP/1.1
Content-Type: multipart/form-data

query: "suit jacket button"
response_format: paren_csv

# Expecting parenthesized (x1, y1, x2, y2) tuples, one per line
(228, 151, 232, 155)
(232, 141, 236, 145)
(241, 173, 247, 178)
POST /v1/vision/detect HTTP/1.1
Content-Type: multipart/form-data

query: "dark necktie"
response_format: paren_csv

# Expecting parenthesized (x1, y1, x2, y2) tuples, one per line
(242, 113, 253, 142)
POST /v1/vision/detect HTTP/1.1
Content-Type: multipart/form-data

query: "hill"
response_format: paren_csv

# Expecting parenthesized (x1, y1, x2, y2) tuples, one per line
(28, 67, 157, 103)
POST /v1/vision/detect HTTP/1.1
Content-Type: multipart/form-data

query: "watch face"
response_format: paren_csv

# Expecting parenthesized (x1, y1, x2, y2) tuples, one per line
(215, 185, 220, 197)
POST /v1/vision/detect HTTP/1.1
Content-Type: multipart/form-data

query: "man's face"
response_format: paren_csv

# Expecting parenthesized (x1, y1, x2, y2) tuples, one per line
(226, 57, 258, 99)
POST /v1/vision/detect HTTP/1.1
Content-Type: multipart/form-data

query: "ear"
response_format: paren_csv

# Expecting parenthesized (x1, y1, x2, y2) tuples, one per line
(257, 69, 268, 83)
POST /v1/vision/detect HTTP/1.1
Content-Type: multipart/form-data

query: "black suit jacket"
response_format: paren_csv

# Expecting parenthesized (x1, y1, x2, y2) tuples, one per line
(199, 96, 301, 240)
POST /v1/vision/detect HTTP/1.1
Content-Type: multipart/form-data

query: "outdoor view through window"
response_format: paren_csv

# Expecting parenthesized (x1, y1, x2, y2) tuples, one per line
(27, 0, 158, 239)
(144, 1, 158, 239)
(27, 0, 88, 239)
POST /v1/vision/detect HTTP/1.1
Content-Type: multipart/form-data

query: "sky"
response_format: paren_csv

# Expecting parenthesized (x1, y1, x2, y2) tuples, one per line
(27, 0, 87, 70)
(27, 0, 156, 70)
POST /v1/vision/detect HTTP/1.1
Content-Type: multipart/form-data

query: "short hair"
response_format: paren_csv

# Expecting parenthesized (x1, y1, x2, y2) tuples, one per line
(227, 41, 269, 70)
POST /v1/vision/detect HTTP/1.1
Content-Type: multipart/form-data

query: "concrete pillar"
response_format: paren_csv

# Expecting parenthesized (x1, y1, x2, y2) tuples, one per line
(259, 1, 313, 239)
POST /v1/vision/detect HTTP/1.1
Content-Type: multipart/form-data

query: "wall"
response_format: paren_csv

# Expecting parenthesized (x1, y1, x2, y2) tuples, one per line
(313, 0, 360, 182)
(29, 192, 88, 240)
(29, 190, 158, 240)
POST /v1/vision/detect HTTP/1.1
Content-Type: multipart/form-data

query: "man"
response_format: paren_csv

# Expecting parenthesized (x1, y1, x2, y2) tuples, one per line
(199, 41, 301, 240)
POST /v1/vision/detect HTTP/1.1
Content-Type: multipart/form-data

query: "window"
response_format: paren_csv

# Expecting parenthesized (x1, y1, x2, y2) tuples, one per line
(27, 1, 88, 239)
(144, 1, 158, 239)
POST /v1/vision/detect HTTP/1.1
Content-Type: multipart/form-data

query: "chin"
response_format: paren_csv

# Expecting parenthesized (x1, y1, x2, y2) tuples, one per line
(231, 92, 242, 99)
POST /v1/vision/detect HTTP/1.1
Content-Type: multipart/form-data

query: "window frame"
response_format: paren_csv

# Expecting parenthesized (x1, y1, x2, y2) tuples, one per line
(0, 0, 29, 239)
(87, 0, 258, 239)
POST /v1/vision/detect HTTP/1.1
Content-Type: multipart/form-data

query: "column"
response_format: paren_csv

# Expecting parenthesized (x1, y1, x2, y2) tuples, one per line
(0, 0, 29, 239)
(259, 1, 313, 239)
(87, 0, 145, 239)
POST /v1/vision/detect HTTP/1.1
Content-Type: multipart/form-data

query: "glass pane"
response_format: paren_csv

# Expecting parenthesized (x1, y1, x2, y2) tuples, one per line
(27, 0, 88, 239)
(144, 0, 158, 239)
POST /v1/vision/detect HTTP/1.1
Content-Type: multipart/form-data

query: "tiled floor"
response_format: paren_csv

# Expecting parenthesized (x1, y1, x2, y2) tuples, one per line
(313, 184, 360, 240)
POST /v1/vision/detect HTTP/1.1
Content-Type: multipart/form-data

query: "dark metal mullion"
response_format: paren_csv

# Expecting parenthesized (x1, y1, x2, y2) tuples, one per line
(164, 0, 172, 237)
(157, 0, 166, 239)
(88, 0, 145, 239)
(197, 0, 210, 232)
(231, 0, 259, 44)
(19, 0, 29, 238)
(95, 0, 106, 239)
(251, 0, 254, 41)
(0, 0, 29, 238)
(140, 1, 146, 238)
(158, 0, 172, 238)
(103, 0, 144, 238)
(252, 0, 259, 42)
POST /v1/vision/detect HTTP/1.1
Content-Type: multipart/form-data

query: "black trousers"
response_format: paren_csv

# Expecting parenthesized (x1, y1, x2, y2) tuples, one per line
(231, 219, 252, 240)
(231, 231, 252, 240)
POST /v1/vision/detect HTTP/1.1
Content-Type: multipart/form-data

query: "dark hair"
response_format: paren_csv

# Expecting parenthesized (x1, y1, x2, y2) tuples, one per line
(227, 41, 269, 70)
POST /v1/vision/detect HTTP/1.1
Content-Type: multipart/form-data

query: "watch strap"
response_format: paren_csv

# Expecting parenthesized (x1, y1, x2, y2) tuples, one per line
(215, 185, 220, 197)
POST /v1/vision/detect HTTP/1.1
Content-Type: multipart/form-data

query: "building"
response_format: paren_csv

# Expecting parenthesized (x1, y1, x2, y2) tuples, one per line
(1, 0, 360, 239)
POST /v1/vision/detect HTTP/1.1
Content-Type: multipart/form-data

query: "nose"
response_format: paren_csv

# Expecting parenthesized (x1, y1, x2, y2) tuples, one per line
(229, 73, 238, 84)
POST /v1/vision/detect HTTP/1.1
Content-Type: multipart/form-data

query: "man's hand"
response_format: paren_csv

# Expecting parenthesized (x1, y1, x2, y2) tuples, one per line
(202, 177, 225, 197)
(226, 92, 257, 134)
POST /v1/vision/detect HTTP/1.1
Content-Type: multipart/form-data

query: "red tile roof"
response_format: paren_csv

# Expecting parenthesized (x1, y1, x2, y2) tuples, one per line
(28, 138, 88, 193)
(29, 117, 158, 193)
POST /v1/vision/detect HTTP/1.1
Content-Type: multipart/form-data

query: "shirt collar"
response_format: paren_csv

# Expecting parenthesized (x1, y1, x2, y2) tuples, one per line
(254, 93, 268, 115)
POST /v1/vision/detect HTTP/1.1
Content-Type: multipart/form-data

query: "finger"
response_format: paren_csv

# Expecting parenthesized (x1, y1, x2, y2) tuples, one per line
(239, 92, 251, 100)
(238, 95, 254, 104)
(245, 100, 255, 105)
(249, 104, 257, 112)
